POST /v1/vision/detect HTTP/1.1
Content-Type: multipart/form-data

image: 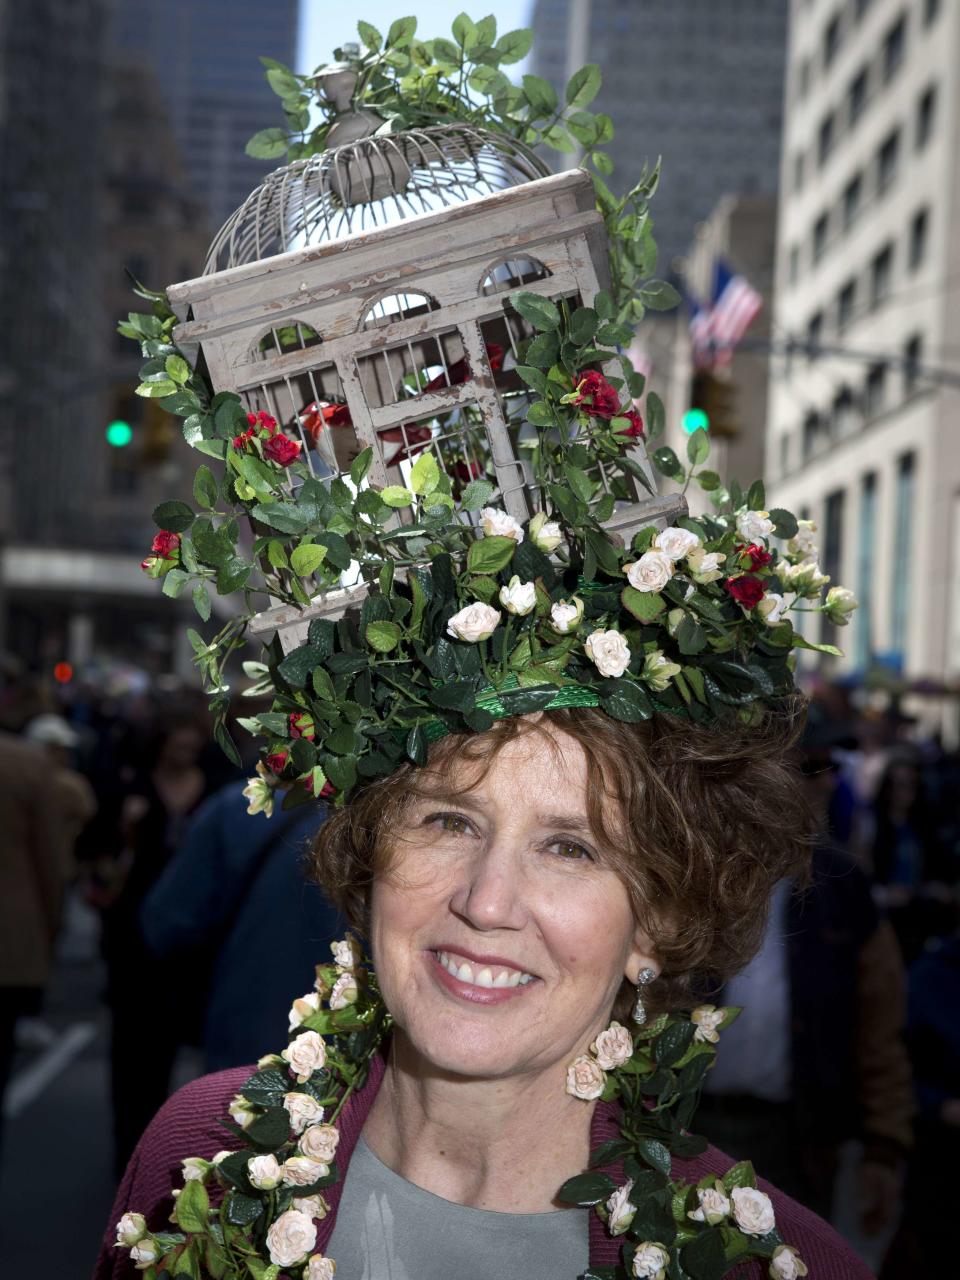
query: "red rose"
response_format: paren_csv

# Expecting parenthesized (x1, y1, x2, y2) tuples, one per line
(289, 711, 315, 741)
(725, 574, 765, 609)
(263, 433, 302, 466)
(151, 530, 181, 557)
(246, 412, 258, 426)
(265, 752, 288, 775)
(620, 409, 644, 438)
(573, 370, 621, 419)
(256, 411, 277, 433)
(303, 774, 336, 799)
(738, 543, 772, 571)
(232, 428, 254, 449)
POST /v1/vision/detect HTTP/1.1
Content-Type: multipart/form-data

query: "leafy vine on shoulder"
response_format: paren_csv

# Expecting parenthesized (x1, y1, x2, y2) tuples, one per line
(105, 11, 866, 1280)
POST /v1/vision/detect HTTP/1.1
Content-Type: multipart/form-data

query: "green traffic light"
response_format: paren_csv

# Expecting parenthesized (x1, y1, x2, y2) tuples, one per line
(682, 408, 709, 435)
(106, 420, 133, 447)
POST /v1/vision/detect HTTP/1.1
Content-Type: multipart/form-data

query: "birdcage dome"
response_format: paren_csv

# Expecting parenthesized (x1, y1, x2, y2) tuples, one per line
(204, 124, 550, 274)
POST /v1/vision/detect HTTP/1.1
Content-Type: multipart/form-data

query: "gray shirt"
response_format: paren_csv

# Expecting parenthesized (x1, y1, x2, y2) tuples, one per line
(325, 1137, 590, 1280)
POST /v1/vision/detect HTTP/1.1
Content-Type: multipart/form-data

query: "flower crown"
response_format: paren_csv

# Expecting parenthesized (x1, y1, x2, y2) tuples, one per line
(128, 275, 854, 812)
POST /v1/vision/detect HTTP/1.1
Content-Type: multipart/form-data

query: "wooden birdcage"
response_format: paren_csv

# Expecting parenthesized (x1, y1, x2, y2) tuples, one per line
(166, 126, 684, 652)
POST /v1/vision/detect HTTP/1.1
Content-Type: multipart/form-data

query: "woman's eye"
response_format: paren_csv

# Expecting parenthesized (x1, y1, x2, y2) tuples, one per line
(427, 812, 472, 835)
(550, 839, 593, 861)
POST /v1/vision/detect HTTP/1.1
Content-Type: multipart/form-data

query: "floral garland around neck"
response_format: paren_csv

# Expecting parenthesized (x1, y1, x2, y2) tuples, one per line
(114, 940, 805, 1280)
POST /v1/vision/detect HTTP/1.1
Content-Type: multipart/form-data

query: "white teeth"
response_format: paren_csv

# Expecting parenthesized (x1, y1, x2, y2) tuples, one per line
(436, 951, 533, 989)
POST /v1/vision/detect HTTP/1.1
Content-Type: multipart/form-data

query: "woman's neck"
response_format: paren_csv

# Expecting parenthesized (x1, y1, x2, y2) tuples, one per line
(362, 1033, 594, 1213)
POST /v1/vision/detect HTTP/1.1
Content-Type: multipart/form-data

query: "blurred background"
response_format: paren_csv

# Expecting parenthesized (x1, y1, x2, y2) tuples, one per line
(1, 1, 958, 1275)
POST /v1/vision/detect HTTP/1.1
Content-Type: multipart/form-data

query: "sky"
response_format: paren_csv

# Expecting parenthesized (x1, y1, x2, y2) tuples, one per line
(298, 0, 534, 73)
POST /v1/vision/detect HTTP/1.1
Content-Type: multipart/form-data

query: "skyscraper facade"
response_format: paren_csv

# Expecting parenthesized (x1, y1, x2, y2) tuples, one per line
(528, 0, 789, 271)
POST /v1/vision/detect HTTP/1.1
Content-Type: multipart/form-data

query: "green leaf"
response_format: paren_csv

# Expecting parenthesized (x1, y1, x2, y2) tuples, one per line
(770, 507, 799, 540)
(621, 586, 665, 622)
(747, 479, 766, 510)
(350, 446, 373, 487)
(193, 465, 218, 509)
(428, 681, 477, 713)
(653, 1019, 696, 1066)
(245, 127, 289, 159)
(216, 558, 251, 595)
(652, 446, 684, 481)
(514, 365, 549, 395)
(467, 534, 516, 574)
(153, 500, 194, 533)
(406, 725, 427, 765)
(387, 15, 417, 47)
(365, 620, 403, 653)
(564, 464, 595, 503)
(556, 1171, 615, 1207)
(509, 290, 561, 331)
(495, 28, 533, 63)
(565, 62, 601, 107)
(585, 528, 621, 576)
(174, 1178, 210, 1234)
(165, 354, 190, 384)
(721, 1160, 757, 1192)
(290, 543, 327, 577)
(639, 280, 681, 311)
(646, 391, 666, 438)
(686, 428, 710, 466)
(135, 378, 176, 398)
(450, 12, 475, 47)
(677, 615, 707, 655)
(162, 568, 190, 599)
(569, 308, 599, 345)
(521, 72, 558, 115)
(460, 479, 496, 511)
(277, 643, 323, 689)
(696, 469, 721, 492)
(380, 486, 415, 508)
(223, 1192, 263, 1228)
(542, 124, 576, 152)
(600, 680, 653, 722)
(409, 450, 440, 496)
(357, 19, 382, 50)
(524, 332, 560, 367)
(638, 1137, 672, 1175)
(432, 35, 461, 64)
(266, 539, 288, 570)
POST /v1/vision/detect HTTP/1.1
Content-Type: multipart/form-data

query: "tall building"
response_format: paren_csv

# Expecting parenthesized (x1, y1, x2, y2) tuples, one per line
(111, 0, 300, 232)
(528, 0, 789, 271)
(768, 0, 958, 696)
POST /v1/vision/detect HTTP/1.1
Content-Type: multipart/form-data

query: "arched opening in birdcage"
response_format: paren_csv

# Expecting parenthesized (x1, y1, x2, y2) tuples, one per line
(241, 360, 361, 480)
(252, 320, 323, 361)
(479, 256, 551, 295)
(359, 291, 439, 331)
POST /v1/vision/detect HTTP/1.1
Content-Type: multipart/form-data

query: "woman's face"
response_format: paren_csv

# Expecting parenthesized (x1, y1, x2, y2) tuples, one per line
(369, 727, 654, 1083)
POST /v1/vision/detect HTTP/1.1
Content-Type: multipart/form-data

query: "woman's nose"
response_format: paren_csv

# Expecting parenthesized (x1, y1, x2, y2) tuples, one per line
(449, 843, 528, 931)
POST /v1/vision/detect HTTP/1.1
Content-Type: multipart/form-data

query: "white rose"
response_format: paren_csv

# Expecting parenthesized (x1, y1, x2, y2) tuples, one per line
(641, 649, 682, 693)
(266, 1208, 318, 1268)
(242, 775, 274, 818)
(331, 936, 362, 970)
(787, 519, 818, 563)
(565, 1053, 607, 1100)
(625, 551, 674, 593)
(769, 1244, 808, 1279)
(691, 1005, 725, 1043)
(447, 602, 501, 643)
(736, 509, 775, 543)
(289, 991, 321, 1032)
(306, 1255, 337, 1280)
(824, 585, 858, 624)
(606, 1180, 636, 1235)
(130, 1239, 158, 1269)
(181, 1156, 210, 1183)
(480, 506, 525, 542)
(654, 526, 701, 562)
(284, 1092, 324, 1135)
(688, 1183, 731, 1225)
(211, 1150, 233, 1166)
(300, 1123, 340, 1165)
(499, 575, 537, 616)
(283, 1030, 327, 1083)
(257, 1052, 285, 1069)
(755, 592, 794, 627)
(666, 607, 684, 638)
(631, 1242, 670, 1279)
(329, 971, 358, 1009)
(592, 1021, 634, 1070)
(585, 629, 631, 678)
(781, 560, 829, 596)
(228, 1094, 257, 1128)
(282, 1155, 329, 1186)
(550, 596, 584, 633)
(247, 1153, 282, 1190)
(687, 547, 726, 584)
(731, 1186, 776, 1236)
(529, 511, 563, 553)
(293, 1194, 329, 1220)
(115, 1213, 147, 1247)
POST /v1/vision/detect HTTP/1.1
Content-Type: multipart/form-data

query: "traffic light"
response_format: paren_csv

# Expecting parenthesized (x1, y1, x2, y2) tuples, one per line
(688, 371, 738, 438)
(106, 419, 133, 447)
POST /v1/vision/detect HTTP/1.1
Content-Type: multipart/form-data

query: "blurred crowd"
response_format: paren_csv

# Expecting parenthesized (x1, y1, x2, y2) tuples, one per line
(0, 661, 957, 1276)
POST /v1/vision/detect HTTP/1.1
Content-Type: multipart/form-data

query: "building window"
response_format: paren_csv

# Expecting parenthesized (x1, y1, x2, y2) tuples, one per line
(847, 66, 868, 125)
(855, 473, 877, 668)
(833, 385, 858, 438)
(890, 452, 915, 656)
(807, 310, 824, 358)
(802, 411, 825, 460)
(788, 244, 800, 285)
(823, 13, 842, 67)
(812, 211, 830, 262)
(842, 172, 863, 229)
(855, 0, 873, 18)
(865, 361, 888, 416)
(909, 207, 929, 270)
(916, 84, 937, 150)
(797, 57, 812, 100)
(821, 489, 846, 649)
(882, 13, 906, 82)
(924, 0, 940, 26)
(837, 278, 857, 329)
(779, 432, 791, 478)
(793, 149, 805, 193)
(903, 332, 923, 395)
(870, 243, 894, 307)
(877, 127, 900, 193)
(818, 112, 836, 166)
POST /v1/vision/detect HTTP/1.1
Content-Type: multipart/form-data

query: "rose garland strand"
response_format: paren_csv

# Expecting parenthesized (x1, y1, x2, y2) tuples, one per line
(114, 941, 805, 1280)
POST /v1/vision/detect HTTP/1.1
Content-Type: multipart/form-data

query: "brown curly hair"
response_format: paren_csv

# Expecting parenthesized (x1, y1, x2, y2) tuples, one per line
(308, 704, 811, 1018)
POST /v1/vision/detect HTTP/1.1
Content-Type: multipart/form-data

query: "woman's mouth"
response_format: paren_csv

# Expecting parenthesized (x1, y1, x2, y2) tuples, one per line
(426, 949, 540, 1003)
(434, 949, 536, 989)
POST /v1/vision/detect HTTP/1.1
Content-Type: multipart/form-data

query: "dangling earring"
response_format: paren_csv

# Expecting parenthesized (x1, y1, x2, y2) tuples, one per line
(632, 967, 656, 1025)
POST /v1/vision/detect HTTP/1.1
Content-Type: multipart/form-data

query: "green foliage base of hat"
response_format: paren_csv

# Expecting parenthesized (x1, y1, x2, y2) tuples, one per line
(126, 271, 853, 811)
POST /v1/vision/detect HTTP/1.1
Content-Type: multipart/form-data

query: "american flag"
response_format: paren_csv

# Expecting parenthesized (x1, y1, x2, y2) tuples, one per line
(688, 258, 762, 369)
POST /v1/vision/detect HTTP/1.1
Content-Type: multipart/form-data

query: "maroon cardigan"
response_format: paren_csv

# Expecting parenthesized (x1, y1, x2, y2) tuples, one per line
(94, 1053, 873, 1278)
